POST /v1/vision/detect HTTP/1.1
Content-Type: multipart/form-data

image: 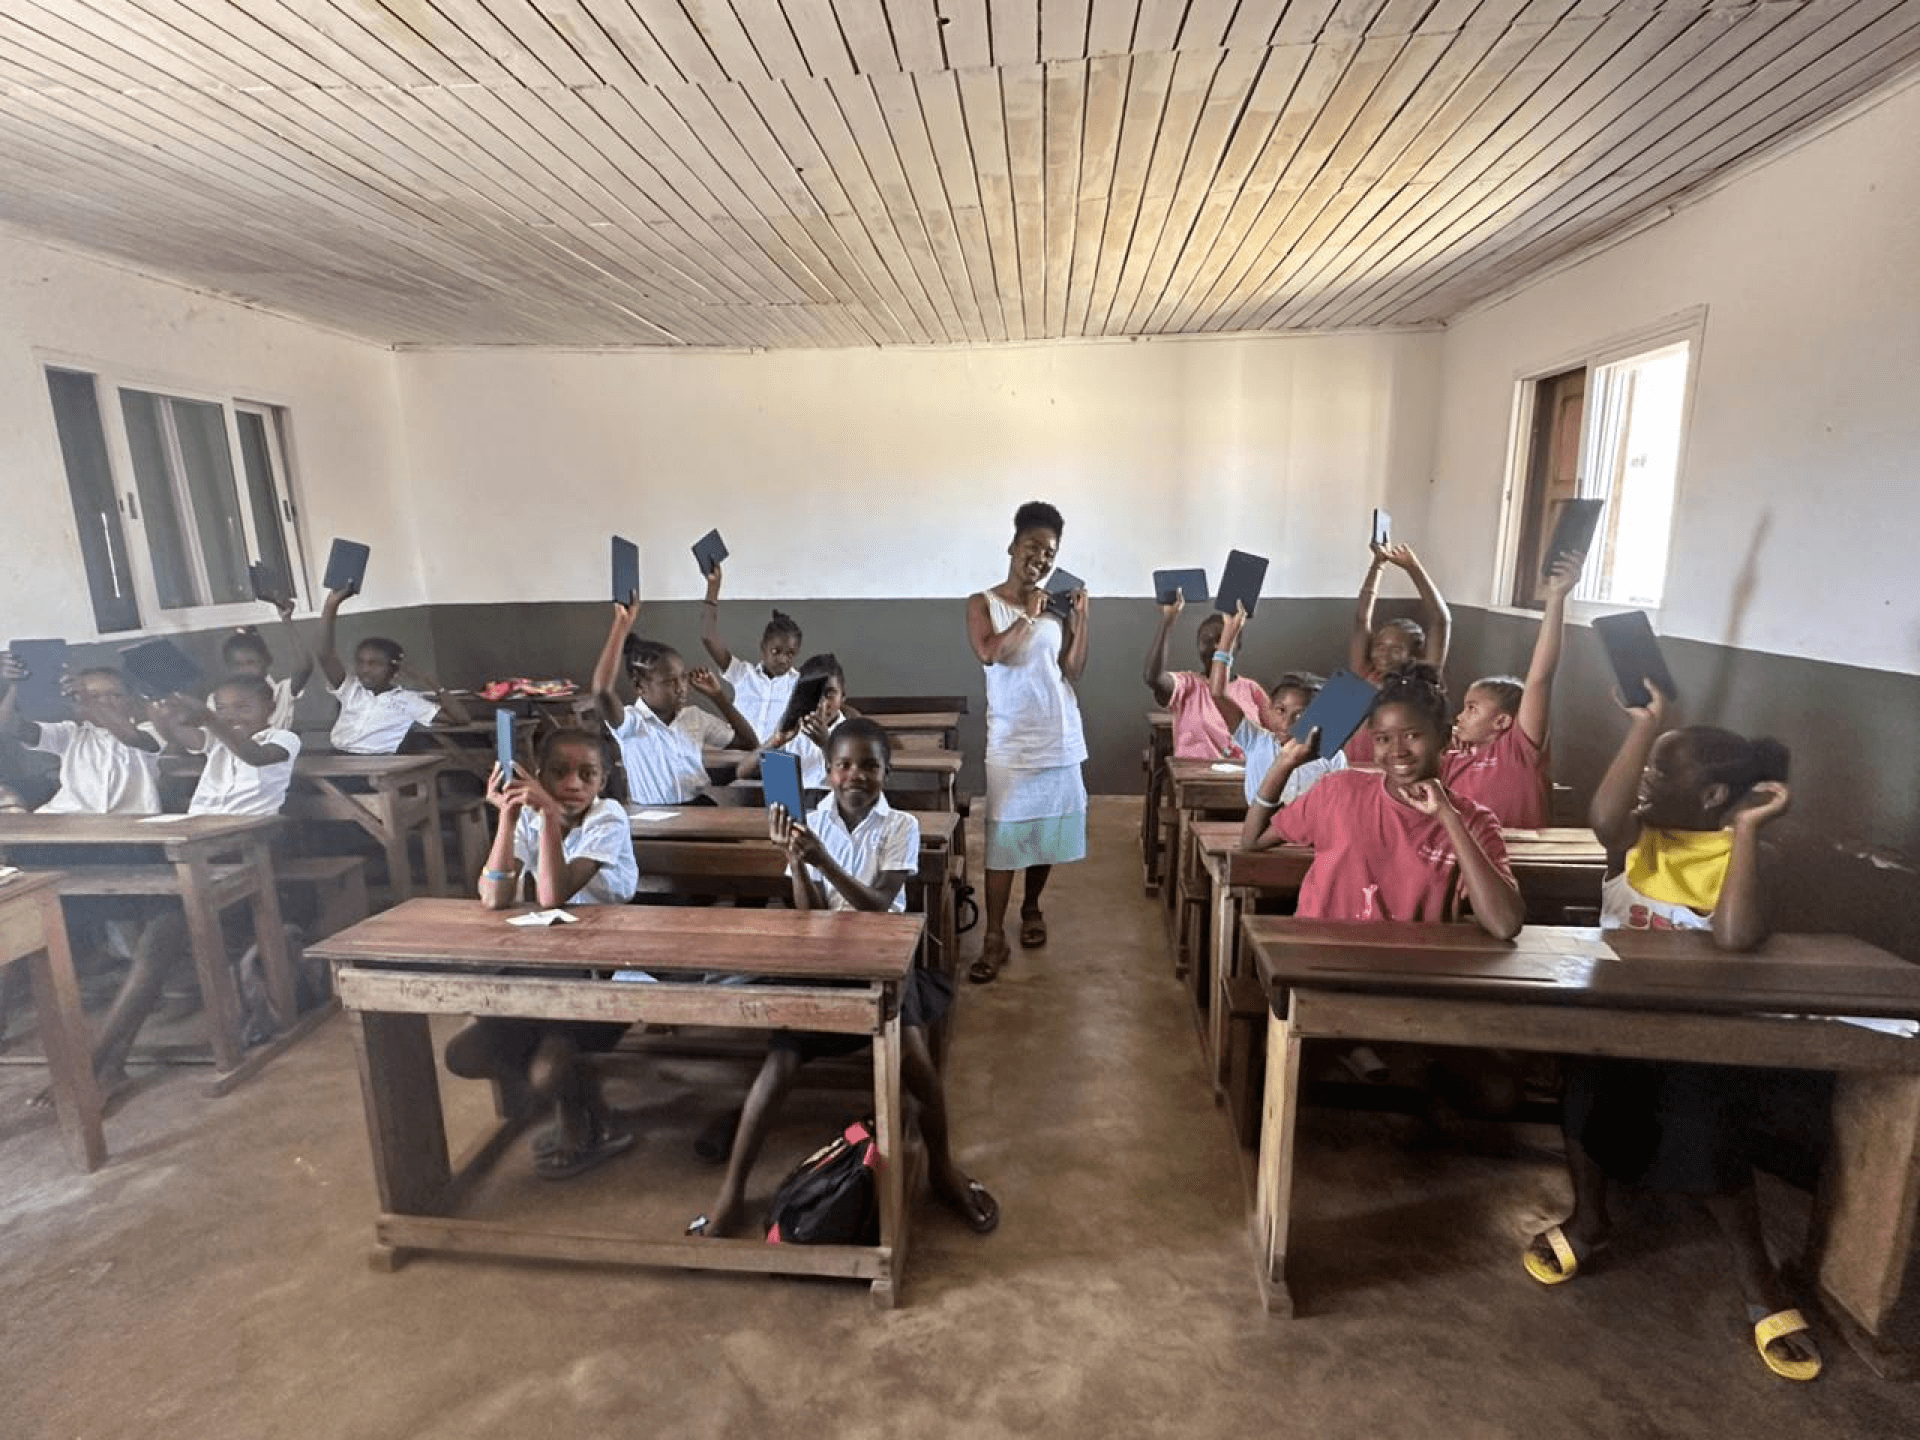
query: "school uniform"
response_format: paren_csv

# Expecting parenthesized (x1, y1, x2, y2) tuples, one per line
(722, 658, 798, 746)
(778, 714, 844, 790)
(1442, 724, 1550, 829)
(1265, 768, 1511, 922)
(1238, 722, 1347, 807)
(209, 677, 296, 732)
(29, 720, 165, 815)
(187, 728, 301, 817)
(610, 700, 735, 805)
(512, 798, 638, 906)
(1167, 670, 1266, 761)
(329, 677, 439, 754)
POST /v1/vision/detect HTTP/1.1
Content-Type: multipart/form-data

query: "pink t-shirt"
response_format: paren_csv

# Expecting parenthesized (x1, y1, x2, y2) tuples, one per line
(1167, 670, 1268, 761)
(1267, 768, 1513, 922)
(1442, 723, 1549, 829)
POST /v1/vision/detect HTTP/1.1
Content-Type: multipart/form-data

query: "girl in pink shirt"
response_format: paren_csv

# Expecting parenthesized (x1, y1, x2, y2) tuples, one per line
(1142, 588, 1265, 760)
(1441, 549, 1584, 828)
(1239, 666, 1523, 937)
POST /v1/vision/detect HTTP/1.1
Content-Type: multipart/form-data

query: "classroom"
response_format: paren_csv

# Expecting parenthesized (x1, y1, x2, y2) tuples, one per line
(2, 3, 1919, 1436)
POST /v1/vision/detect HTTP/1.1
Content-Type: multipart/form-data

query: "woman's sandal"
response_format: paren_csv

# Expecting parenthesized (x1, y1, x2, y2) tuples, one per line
(969, 932, 1011, 985)
(1522, 1224, 1606, 1285)
(534, 1125, 636, 1181)
(1018, 907, 1047, 948)
(1749, 1306, 1823, 1381)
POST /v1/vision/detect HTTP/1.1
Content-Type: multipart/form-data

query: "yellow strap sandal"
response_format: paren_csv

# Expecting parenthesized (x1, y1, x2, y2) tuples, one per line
(1751, 1307, 1823, 1382)
(1522, 1224, 1592, 1285)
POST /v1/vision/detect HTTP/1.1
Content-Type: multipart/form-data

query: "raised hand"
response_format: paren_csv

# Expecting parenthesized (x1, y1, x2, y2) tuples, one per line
(687, 667, 725, 698)
(1023, 587, 1048, 621)
(1401, 778, 1456, 817)
(799, 710, 831, 747)
(1542, 551, 1586, 597)
(1278, 724, 1321, 768)
(1221, 601, 1249, 649)
(1733, 779, 1791, 830)
(1160, 586, 1184, 620)
(1071, 587, 1090, 620)
(1377, 542, 1418, 572)
(1614, 677, 1671, 727)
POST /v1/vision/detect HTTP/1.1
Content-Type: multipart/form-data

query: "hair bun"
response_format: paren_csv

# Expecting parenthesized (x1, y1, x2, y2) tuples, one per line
(1751, 736, 1791, 784)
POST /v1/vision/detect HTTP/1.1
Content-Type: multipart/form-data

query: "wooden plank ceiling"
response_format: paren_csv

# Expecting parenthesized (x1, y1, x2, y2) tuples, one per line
(1, 1, 1915, 348)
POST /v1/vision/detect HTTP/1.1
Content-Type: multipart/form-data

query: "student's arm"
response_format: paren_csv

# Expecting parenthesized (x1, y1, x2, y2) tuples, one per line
(0, 656, 35, 743)
(1391, 544, 1452, 672)
(1713, 782, 1788, 952)
(734, 724, 799, 781)
(1210, 605, 1251, 733)
(790, 824, 907, 911)
(700, 562, 733, 669)
(274, 599, 316, 697)
(1142, 591, 1183, 705)
(1061, 589, 1091, 683)
(1516, 553, 1582, 747)
(1349, 549, 1387, 673)
(478, 766, 525, 909)
(591, 600, 639, 729)
(400, 664, 470, 725)
(1589, 683, 1668, 857)
(688, 668, 757, 750)
(529, 805, 599, 910)
(92, 703, 161, 753)
(770, 806, 826, 910)
(1241, 727, 1320, 850)
(315, 585, 353, 689)
(966, 590, 1046, 665)
(1406, 782, 1525, 939)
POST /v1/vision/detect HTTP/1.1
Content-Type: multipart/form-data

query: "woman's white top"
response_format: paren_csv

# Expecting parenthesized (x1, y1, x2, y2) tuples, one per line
(977, 591, 1087, 771)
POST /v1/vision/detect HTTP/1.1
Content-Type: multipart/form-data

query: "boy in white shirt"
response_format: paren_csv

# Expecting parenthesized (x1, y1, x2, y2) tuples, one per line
(315, 582, 468, 753)
(591, 601, 757, 804)
(0, 664, 164, 815)
(688, 719, 1000, 1239)
(444, 729, 641, 1180)
(699, 561, 802, 744)
(214, 611, 312, 731)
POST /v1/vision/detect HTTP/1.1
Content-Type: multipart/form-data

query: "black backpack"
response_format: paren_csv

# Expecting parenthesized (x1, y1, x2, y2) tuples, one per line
(765, 1118, 879, 1245)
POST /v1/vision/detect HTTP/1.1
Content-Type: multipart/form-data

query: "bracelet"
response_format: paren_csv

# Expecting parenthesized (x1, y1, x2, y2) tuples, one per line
(1212, 650, 1234, 667)
(1251, 796, 1279, 809)
(481, 867, 517, 883)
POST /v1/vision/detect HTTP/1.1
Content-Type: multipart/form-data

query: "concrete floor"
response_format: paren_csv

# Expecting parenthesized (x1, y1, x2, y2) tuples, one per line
(2, 797, 1917, 1439)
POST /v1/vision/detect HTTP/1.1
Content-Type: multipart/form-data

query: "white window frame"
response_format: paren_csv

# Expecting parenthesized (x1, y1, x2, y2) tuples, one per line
(1488, 306, 1708, 620)
(35, 350, 311, 638)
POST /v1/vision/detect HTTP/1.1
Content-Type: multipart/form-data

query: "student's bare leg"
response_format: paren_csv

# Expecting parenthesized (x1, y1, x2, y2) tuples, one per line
(529, 1030, 626, 1160)
(697, 1046, 804, 1236)
(1527, 1132, 1611, 1275)
(903, 1026, 997, 1230)
(55, 911, 188, 1107)
(1703, 1183, 1819, 1368)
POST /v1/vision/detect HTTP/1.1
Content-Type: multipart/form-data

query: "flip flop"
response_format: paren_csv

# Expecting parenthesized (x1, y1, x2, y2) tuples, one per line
(1750, 1306, 1823, 1382)
(1018, 908, 1047, 948)
(534, 1126, 636, 1181)
(684, 1214, 715, 1237)
(969, 933, 1010, 985)
(939, 1179, 1001, 1235)
(1522, 1224, 1603, 1285)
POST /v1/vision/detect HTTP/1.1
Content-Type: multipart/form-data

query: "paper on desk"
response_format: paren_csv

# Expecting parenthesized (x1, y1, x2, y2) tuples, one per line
(611, 969, 657, 983)
(627, 808, 680, 822)
(508, 908, 579, 927)
(1209, 761, 1245, 773)
(0, 866, 20, 884)
(138, 814, 186, 823)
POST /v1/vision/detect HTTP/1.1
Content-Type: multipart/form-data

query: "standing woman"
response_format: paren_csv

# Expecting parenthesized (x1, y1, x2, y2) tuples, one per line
(965, 501, 1090, 984)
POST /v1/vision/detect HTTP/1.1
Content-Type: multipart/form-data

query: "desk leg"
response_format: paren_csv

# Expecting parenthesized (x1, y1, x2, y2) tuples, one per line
(26, 891, 106, 1171)
(1207, 882, 1239, 1101)
(349, 1009, 453, 1268)
(422, 786, 449, 897)
(176, 854, 244, 1073)
(1252, 997, 1302, 1317)
(244, 841, 299, 1028)
(1141, 754, 1162, 893)
(1812, 1070, 1920, 1344)
(372, 792, 413, 903)
(870, 1005, 906, 1311)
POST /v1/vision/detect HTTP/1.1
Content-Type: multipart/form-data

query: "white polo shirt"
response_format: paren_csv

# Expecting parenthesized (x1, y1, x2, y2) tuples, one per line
(1237, 721, 1348, 807)
(188, 728, 302, 817)
(30, 721, 165, 815)
(610, 700, 733, 805)
(512, 797, 637, 906)
(210, 677, 296, 731)
(723, 657, 798, 746)
(778, 714, 844, 790)
(330, 677, 439, 755)
(797, 792, 919, 913)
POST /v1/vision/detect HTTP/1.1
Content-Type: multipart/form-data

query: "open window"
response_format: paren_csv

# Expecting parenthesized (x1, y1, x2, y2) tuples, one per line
(1500, 314, 1702, 611)
(43, 365, 307, 635)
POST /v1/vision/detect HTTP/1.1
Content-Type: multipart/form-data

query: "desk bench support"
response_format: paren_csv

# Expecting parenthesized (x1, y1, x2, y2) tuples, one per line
(0, 881, 106, 1171)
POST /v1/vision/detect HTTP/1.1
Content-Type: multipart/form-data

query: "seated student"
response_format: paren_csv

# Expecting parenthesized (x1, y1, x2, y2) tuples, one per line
(700, 561, 801, 745)
(735, 652, 846, 790)
(1143, 589, 1265, 760)
(1442, 551, 1583, 828)
(0, 662, 163, 815)
(1344, 541, 1452, 765)
(687, 718, 999, 1238)
(315, 582, 468, 754)
(445, 729, 640, 1179)
(1523, 685, 1820, 1381)
(1241, 666, 1522, 937)
(215, 596, 314, 731)
(1209, 608, 1346, 806)
(591, 598, 756, 805)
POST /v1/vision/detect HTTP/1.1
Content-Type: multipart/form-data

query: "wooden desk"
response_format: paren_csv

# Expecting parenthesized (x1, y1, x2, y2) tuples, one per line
(867, 711, 962, 751)
(1244, 918, 1920, 1362)
(407, 714, 536, 781)
(314, 900, 924, 1306)
(284, 752, 448, 901)
(0, 814, 300, 1088)
(1195, 825, 1609, 1096)
(0, 871, 105, 1170)
(1141, 711, 1172, 895)
(1164, 758, 1250, 977)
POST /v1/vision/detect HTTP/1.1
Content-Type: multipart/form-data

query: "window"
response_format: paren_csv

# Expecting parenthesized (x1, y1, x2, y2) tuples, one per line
(1500, 317, 1700, 611)
(43, 366, 306, 634)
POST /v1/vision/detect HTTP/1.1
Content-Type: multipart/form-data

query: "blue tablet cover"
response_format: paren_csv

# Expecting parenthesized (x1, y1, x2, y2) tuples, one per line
(1592, 610, 1679, 710)
(1293, 669, 1380, 759)
(118, 638, 203, 699)
(10, 638, 68, 722)
(248, 562, 290, 605)
(611, 535, 640, 605)
(322, 538, 370, 594)
(1542, 499, 1603, 576)
(691, 529, 729, 579)
(1371, 508, 1391, 547)
(495, 708, 516, 780)
(1043, 566, 1083, 616)
(1214, 550, 1269, 616)
(1152, 568, 1209, 606)
(762, 748, 806, 823)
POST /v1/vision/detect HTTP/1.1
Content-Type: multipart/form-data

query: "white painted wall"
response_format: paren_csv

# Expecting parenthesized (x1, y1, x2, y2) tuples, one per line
(394, 330, 1443, 605)
(0, 230, 416, 639)
(1430, 79, 1920, 677)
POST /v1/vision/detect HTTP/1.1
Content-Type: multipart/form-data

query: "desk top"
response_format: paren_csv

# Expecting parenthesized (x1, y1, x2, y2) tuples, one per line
(311, 898, 922, 982)
(878, 750, 962, 776)
(1247, 918, 1920, 1020)
(1148, 710, 1171, 728)
(0, 869, 63, 905)
(1193, 822, 1606, 871)
(0, 813, 279, 846)
(866, 711, 961, 729)
(627, 804, 958, 846)
(165, 749, 442, 779)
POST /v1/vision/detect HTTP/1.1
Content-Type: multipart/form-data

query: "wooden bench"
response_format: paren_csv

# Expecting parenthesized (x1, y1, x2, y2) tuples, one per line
(1224, 972, 1268, 1153)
